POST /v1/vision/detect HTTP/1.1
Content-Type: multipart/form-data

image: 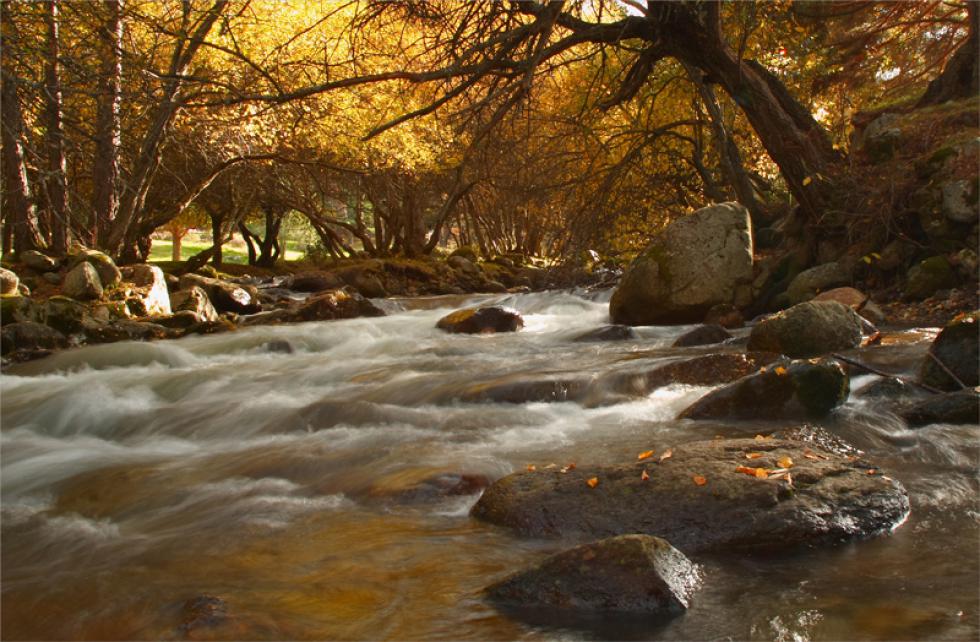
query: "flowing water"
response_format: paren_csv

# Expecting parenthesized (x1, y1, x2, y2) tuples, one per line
(1, 290, 977, 641)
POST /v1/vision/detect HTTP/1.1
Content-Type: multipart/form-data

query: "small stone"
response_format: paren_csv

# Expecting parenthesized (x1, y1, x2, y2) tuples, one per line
(572, 324, 638, 342)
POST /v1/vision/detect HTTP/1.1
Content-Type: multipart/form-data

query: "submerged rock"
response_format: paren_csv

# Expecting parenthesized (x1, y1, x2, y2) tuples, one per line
(609, 202, 753, 325)
(471, 438, 909, 553)
(609, 352, 780, 398)
(485, 535, 700, 615)
(919, 312, 978, 391)
(436, 306, 523, 334)
(902, 390, 979, 427)
(572, 324, 638, 343)
(679, 358, 848, 421)
(747, 301, 865, 358)
(672, 324, 732, 347)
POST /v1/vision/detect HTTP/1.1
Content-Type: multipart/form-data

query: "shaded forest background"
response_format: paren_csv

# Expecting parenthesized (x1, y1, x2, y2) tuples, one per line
(1, 0, 976, 275)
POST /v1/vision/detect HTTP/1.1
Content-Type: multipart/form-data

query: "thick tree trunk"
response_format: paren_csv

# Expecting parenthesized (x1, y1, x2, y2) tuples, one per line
(92, 0, 123, 249)
(917, 2, 978, 107)
(1, 70, 44, 254)
(211, 213, 224, 266)
(172, 231, 182, 261)
(44, 0, 70, 255)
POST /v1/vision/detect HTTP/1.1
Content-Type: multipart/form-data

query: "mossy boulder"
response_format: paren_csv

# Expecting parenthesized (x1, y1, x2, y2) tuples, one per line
(905, 256, 957, 300)
(786, 262, 850, 304)
(436, 306, 523, 334)
(43, 295, 95, 334)
(1, 321, 67, 356)
(747, 301, 865, 358)
(449, 245, 479, 261)
(63, 262, 104, 301)
(919, 311, 979, 391)
(20, 250, 59, 272)
(67, 248, 121, 288)
(610, 202, 753, 325)
(485, 535, 700, 616)
(1, 294, 39, 326)
(679, 358, 848, 421)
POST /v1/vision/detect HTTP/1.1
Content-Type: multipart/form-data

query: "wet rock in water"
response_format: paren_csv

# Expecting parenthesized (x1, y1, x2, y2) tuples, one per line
(471, 438, 909, 553)
(170, 286, 218, 322)
(572, 324, 638, 343)
(672, 324, 732, 347)
(87, 320, 171, 343)
(178, 594, 228, 637)
(63, 262, 104, 301)
(264, 339, 294, 353)
(902, 390, 979, 426)
(786, 262, 850, 305)
(436, 306, 523, 334)
(293, 288, 385, 322)
(120, 264, 172, 316)
(609, 352, 780, 397)
(704, 303, 744, 328)
(679, 358, 848, 421)
(0, 268, 20, 294)
(153, 310, 205, 330)
(282, 270, 343, 292)
(179, 273, 260, 315)
(747, 301, 866, 358)
(855, 377, 923, 401)
(457, 376, 589, 404)
(610, 202, 753, 325)
(67, 248, 121, 288)
(485, 535, 700, 615)
(919, 311, 978, 391)
(1, 321, 67, 355)
(376, 472, 492, 504)
(20, 250, 59, 272)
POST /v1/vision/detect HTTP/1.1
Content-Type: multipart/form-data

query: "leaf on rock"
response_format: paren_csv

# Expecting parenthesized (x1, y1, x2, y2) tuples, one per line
(587, 477, 599, 488)
(526, 464, 536, 472)
(659, 449, 673, 462)
(754, 434, 772, 441)
(637, 450, 655, 461)
(754, 467, 769, 479)
(774, 366, 788, 376)
(745, 452, 763, 460)
(693, 475, 707, 486)
(777, 456, 794, 469)
(641, 469, 650, 481)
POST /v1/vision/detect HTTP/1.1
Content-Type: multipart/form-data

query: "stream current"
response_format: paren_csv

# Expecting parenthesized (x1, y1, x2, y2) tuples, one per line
(1, 289, 977, 640)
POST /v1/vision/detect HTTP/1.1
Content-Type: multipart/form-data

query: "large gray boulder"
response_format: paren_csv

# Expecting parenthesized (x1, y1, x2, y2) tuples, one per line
(610, 202, 753, 325)
(747, 300, 865, 358)
(120, 264, 171, 316)
(786, 262, 849, 304)
(679, 358, 849, 421)
(63, 262, 103, 301)
(485, 535, 700, 615)
(67, 249, 121, 288)
(471, 438, 909, 554)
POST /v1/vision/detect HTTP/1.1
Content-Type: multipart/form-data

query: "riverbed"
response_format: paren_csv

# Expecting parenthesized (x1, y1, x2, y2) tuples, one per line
(2, 290, 977, 640)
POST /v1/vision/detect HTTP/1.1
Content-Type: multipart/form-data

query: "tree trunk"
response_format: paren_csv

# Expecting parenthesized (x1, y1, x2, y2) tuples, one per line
(1, 69, 44, 254)
(92, 0, 123, 249)
(172, 231, 182, 261)
(44, 0, 70, 255)
(211, 212, 224, 266)
(917, 2, 978, 107)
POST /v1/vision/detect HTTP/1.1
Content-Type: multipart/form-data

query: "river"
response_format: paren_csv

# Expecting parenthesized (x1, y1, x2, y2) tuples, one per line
(1, 290, 977, 640)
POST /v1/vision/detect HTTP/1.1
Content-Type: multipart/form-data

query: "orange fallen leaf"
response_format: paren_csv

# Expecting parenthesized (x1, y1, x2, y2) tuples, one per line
(745, 452, 764, 460)
(544, 463, 557, 470)
(659, 449, 673, 462)
(881, 475, 893, 482)
(637, 450, 655, 461)
(777, 456, 794, 469)
(754, 467, 769, 479)
(587, 477, 599, 488)
(754, 434, 772, 441)
(526, 464, 536, 472)
(693, 475, 707, 486)
(774, 366, 788, 376)
(641, 469, 650, 481)
(866, 469, 877, 475)
(560, 463, 576, 473)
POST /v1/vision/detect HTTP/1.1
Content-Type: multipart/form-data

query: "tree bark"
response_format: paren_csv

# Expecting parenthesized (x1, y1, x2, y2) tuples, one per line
(211, 212, 225, 266)
(1, 69, 44, 254)
(44, 0, 70, 255)
(91, 0, 123, 249)
(917, 2, 978, 107)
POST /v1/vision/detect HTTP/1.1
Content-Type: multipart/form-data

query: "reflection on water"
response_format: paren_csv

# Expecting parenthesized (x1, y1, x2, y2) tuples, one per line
(2, 290, 977, 640)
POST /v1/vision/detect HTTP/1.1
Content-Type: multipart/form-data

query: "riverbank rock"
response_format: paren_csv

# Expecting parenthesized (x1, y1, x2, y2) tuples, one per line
(609, 202, 753, 325)
(63, 262, 104, 301)
(572, 325, 638, 343)
(902, 390, 979, 426)
(67, 249, 121, 288)
(121, 264, 171, 316)
(179, 273, 260, 315)
(786, 262, 849, 304)
(704, 303, 744, 328)
(21, 250, 59, 272)
(472, 438, 908, 553)
(747, 301, 865, 358)
(282, 271, 343, 292)
(437, 306, 523, 334)
(919, 311, 978, 391)
(608, 352, 781, 398)
(485, 535, 700, 615)
(679, 358, 848, 421)
(170, 286, 218, 323)
(905, 256, 956, 300)
(1, 295, 38, 326)
(292, 288, 385, 322)
(0, 268, 20, 295)
(672, 324, 732, 347)
(88, 320, 171, 344)
(1, 321, 67, 355)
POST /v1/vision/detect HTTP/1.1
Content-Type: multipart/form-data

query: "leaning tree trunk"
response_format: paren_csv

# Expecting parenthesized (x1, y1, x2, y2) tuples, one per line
(44, 0, 70, 255)
(91, 0, 123, 250)
(917, 2, 978, 107)
(1, 69, 44, 254)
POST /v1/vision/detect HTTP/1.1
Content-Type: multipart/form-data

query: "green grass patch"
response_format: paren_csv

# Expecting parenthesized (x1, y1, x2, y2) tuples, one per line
(149, 238, 305, 264)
